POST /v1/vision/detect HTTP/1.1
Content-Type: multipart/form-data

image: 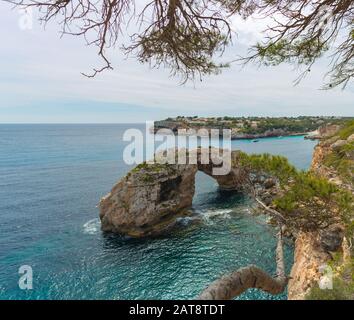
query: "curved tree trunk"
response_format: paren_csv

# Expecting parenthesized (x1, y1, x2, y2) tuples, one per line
(198, 228, 288, 300)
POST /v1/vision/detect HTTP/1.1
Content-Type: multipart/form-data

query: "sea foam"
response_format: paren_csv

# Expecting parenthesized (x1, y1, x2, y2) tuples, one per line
(83, 218, 101, 235)
(200, 209, 233, 224)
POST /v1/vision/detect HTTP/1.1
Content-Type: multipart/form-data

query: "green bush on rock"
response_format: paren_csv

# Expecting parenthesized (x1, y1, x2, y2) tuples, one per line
(238, 152, 353, 234)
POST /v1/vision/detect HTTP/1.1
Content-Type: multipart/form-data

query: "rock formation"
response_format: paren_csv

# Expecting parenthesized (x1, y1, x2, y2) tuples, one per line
(99, 163, 198, 237)
(288, 232, 331, 300)
(305, 124, 343, 140)
(99, 149, 251, 237)
(288, 123, 353, 300)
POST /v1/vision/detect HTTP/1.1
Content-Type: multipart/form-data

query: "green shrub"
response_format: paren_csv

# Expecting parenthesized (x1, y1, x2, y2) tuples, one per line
(306, 278, 354, 300)
(306, 256, 354, 300)
(323, 120, 354, 185)
(338, 119, 354, 140)
(238, 152, 297, 183)
(238, 152, 350, 232)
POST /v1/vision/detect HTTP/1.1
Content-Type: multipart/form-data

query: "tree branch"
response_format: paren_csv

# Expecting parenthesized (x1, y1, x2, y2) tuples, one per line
(198, 227, 288, 300)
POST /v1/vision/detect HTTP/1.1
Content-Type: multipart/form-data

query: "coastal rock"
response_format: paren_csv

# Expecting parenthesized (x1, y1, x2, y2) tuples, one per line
(288, 232, 331, 300)
(318, 124, 342, 138)
(306, 124, 342, 140)
(330, 139, 347, 151)
(99, 163, 198, 237)
(264, 178, 276, 189)
(311, 140, 334, 179)
(319, 224, 344, 252)
(289, 129, 353, 300)
(99, 149, 250, 237)
(288, 143, 333, 299)
(328, 176, 343, 187)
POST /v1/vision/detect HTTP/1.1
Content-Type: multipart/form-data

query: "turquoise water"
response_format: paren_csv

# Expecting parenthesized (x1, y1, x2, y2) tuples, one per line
(0, 124, 317, 300)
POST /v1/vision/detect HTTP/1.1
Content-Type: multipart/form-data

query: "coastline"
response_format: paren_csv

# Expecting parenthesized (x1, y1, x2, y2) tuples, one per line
(230, 132, 309, 140)
(153, 129, 311, 140)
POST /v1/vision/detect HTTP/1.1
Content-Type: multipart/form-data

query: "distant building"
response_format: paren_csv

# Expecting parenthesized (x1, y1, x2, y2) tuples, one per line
(251, 121, 259, 129)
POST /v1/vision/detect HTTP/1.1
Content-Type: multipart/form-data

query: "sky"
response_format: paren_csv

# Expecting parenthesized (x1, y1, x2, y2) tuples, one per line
(0, 3, 353, 123)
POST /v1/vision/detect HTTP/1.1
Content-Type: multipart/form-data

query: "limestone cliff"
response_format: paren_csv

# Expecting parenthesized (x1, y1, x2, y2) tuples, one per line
(288, 232, 331, 300)
(288, 122, 354, 300)
(99, 163, 198, 237)
(99, 149, 253, 237)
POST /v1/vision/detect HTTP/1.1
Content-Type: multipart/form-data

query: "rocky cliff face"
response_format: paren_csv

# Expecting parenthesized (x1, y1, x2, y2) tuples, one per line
(288, 123, 353, 300)
(100, 163, 198, 237)
(318, 124, 343, 138)
(288, 232, 331, 300)
(305, 124, 343, 140)
(288, 226, 346, 299)
(99, 150, 253, 237)
(310, 132, 354, 191)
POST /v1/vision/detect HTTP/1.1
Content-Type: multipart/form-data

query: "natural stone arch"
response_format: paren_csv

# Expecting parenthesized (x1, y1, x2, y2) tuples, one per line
(99, 149, 250, 237)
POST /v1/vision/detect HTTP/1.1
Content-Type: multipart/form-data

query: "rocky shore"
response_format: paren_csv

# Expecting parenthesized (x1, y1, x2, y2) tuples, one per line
(288, 123, 354, 299)
(230, 130, 307, 140)
(304, 124, 343, 140)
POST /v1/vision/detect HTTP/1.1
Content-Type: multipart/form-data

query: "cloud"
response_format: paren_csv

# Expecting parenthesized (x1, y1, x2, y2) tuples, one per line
(0, 3, 352, 123)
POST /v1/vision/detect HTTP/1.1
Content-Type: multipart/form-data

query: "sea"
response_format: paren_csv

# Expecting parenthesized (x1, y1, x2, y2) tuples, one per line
(0, 124, 318, 300)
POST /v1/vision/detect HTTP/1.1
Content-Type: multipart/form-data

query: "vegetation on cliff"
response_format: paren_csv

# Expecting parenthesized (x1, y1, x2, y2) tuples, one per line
(320, 120, 354, 238)
(323, 120, 354, 185)
(238, 152, 353, 238)
(202, 144, 353, 300)
(157, 116, 350, 137)
(306, 276, 354, 300)
(306, 253, 354, 300)
(302, 120, 354, 300)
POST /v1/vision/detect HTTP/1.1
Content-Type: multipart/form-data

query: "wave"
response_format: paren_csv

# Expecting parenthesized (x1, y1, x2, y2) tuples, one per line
(199, 208, 233, 224)
(176, 216, 200, 226)
(83, 218, 101, 235)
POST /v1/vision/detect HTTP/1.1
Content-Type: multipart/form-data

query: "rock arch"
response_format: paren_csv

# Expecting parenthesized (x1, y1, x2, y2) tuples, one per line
(99, 149, 250, 237)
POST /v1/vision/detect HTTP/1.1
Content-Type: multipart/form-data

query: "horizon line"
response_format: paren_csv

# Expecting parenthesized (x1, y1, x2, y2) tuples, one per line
(1, 115, 353, 125)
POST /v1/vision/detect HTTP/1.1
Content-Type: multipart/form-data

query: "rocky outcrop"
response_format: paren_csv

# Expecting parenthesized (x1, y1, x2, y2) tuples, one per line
(318, 124, 342, 138)
(288, 224, 347, 300)
(288, 232, 331, 300)
(287, 141, 334, 299)
(319, 224, 345, 252)
(99, 149, 253, 237)
(99, 148, 281, 237)
(100, 163, 198, 237)
(311, 128, 353, 190)
(288, 125, 353, 300)
(305, 124, 342, 140)
(100, 125, 353, 299)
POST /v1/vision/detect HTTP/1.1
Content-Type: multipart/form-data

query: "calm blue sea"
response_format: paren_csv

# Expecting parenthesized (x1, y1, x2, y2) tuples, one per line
(0, 124, 317, 300)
